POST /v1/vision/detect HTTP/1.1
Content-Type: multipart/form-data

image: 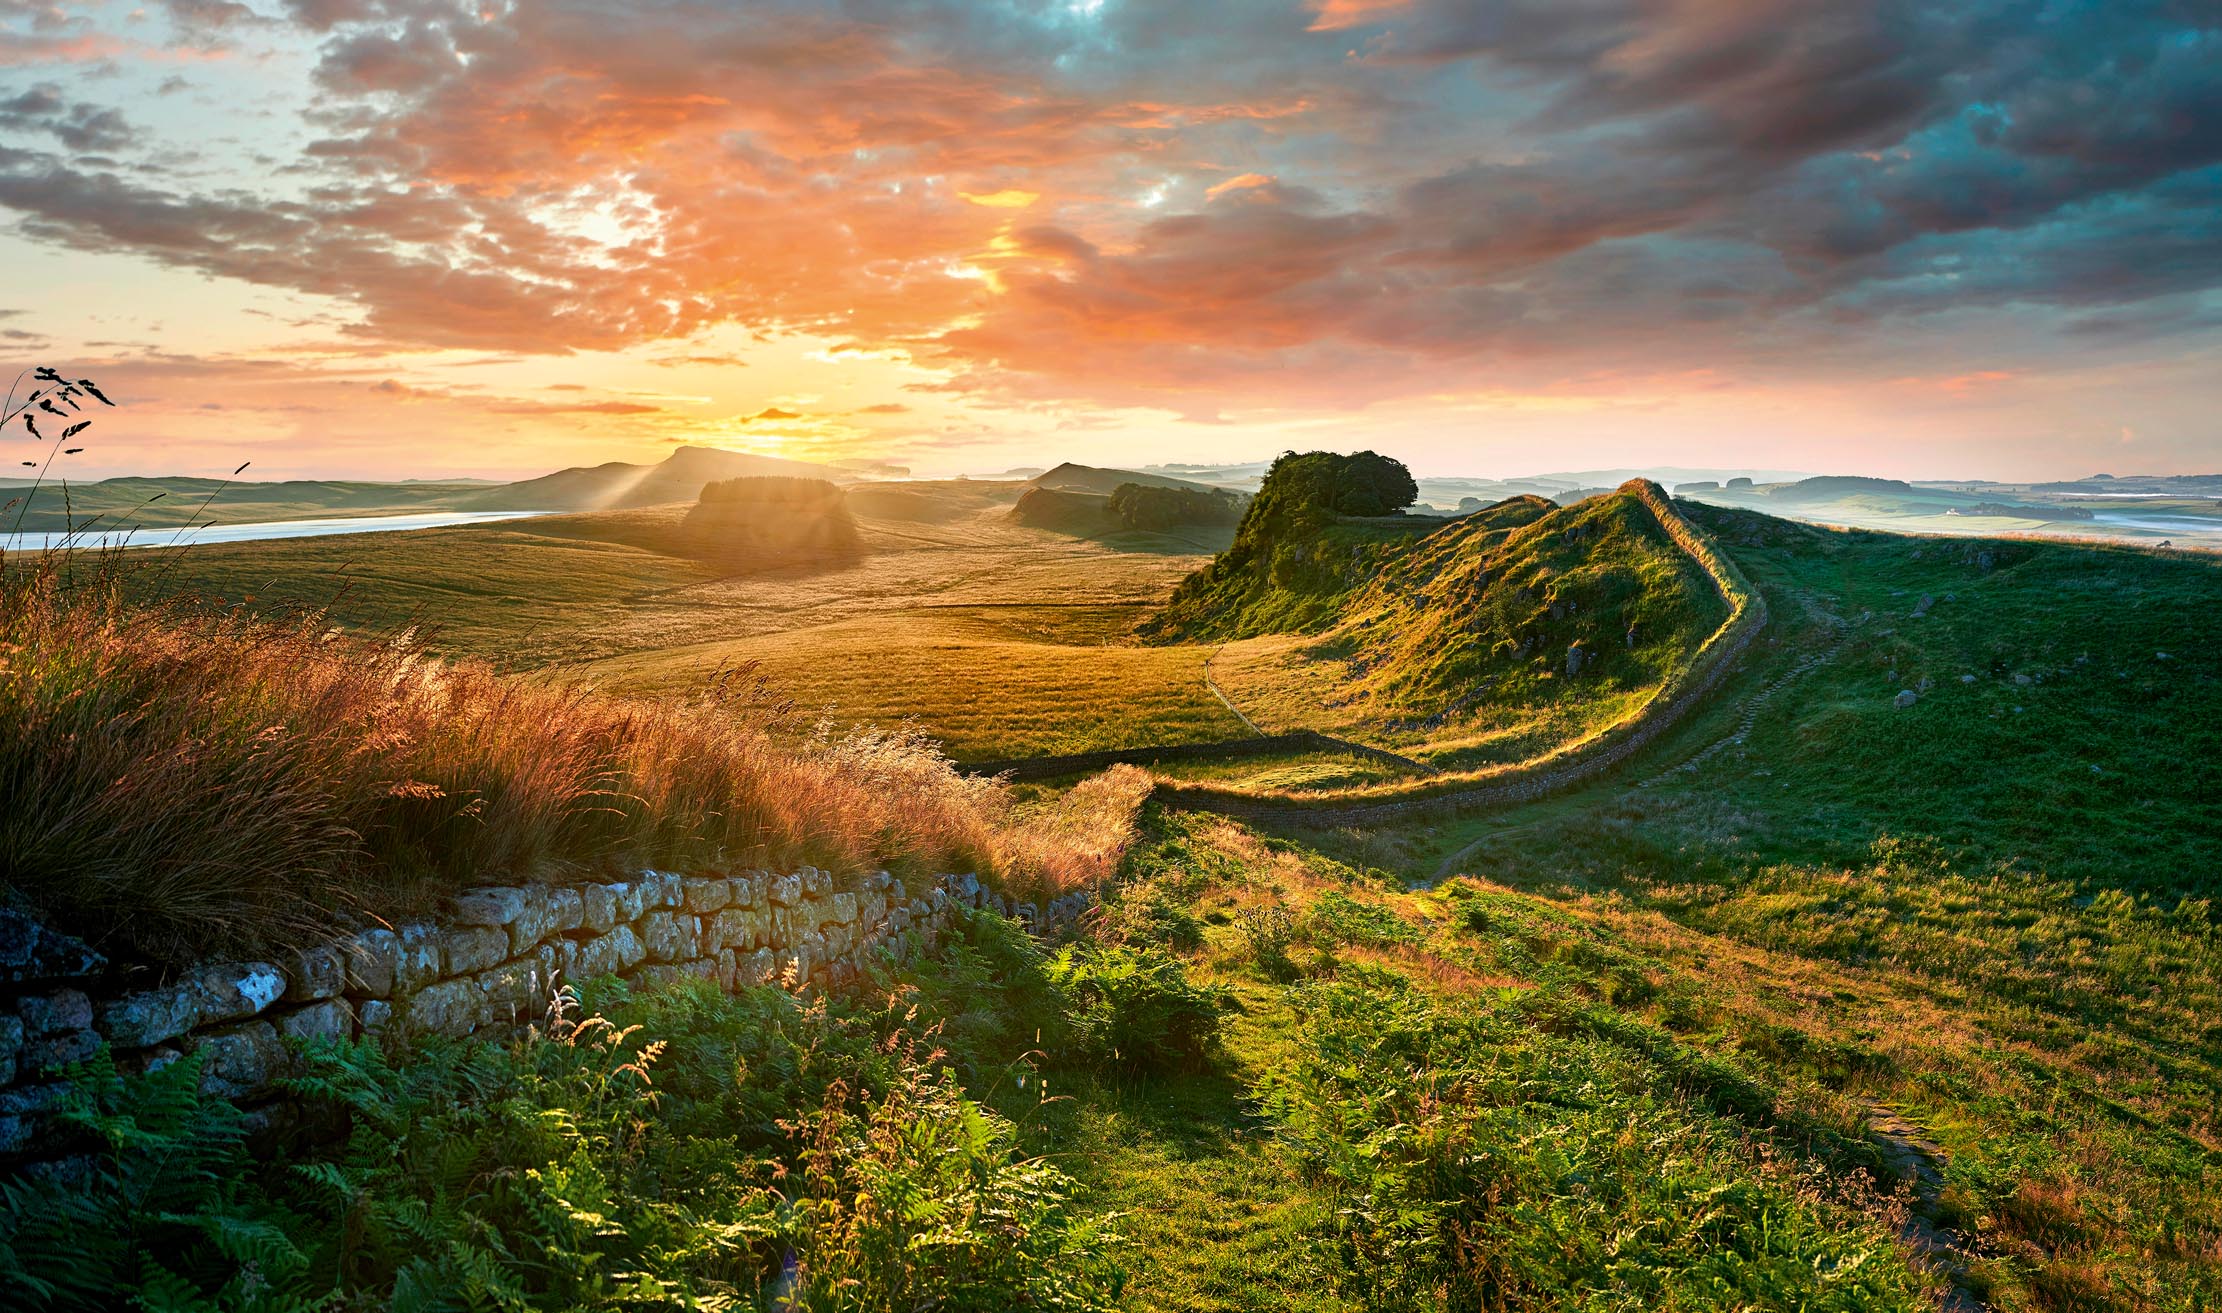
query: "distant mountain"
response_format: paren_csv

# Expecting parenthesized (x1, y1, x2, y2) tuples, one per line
(1029, 462, 1219, 496)
(466, 446, 845, 511)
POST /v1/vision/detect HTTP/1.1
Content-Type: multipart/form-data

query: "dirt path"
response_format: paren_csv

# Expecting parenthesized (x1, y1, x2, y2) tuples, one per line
(1866, 1102, 1990, 1313)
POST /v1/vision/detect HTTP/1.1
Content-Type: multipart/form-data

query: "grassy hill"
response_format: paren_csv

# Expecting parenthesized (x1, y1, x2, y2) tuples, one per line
(2, 476, 493, 534)
(464, 444, 845, 511)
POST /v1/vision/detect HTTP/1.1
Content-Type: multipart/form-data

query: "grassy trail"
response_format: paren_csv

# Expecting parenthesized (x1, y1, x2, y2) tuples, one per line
(1060, 980, 1351, 1312)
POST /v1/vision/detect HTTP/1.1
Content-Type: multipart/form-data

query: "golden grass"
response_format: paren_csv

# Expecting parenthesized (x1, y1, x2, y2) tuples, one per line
(0, 559, 1143, 962)
(573, 610, 1245, 759)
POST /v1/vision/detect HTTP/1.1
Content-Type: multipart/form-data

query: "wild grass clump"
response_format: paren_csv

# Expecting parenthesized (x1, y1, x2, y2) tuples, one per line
(0, 562, 1119, 962)
(1046, 943, 1229, 1075)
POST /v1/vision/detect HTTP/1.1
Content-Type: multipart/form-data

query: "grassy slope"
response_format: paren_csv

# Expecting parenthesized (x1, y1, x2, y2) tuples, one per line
(1052, 813, 1947, 1311)
(1277, 509, 2222, 1310)
(1210, 490, 1726, 767)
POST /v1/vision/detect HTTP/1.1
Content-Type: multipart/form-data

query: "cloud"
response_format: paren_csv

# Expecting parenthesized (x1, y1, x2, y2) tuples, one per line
(0, 0, 2214, 425)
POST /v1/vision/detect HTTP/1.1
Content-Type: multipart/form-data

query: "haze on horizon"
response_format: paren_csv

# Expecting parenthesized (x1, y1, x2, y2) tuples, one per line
(2, 0, 2218, 486)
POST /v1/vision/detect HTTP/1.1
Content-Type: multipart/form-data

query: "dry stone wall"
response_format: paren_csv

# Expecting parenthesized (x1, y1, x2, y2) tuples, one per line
(0, 869, 1097, 1165)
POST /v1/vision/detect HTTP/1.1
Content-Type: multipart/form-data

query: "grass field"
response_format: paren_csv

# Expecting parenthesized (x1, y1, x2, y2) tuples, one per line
(1247, 508, 2222, 1310)
(148, 500, 1240, 760)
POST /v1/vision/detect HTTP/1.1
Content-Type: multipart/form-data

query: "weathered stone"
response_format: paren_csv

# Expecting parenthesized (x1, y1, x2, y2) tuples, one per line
(23, 1028, 99, 1073)
(572, 924, 644, 979)
(608, 880, 646, 924)
(357, 1000, 394, 1036)
(768, 874, 802, 907)
(186, 1022, 285, 1099)
(728, 876, 759, 909)
(640, 869, 683, 911)
(505, 888, 559, 956)
(639, 910, 696, 963)
(395, 924, 444, 991)
(0, 907, 105, 984)
(705, 907, 753, 953)
(677, 957, 719, 982)
(451, 885, 531, 927)
(0, 1083, 69, 1153)
(440, 925, 510, 976)
(1894, 689, 1919, 709)
(579, 882, 619, 933)
(401, 978, 483, 1038)
(630, 964, 682, 989)
(826, 891, 859, 926)
(342, 928, 400, 998)
(716, 949, 740, 990)
(276, 999, 355, 1042)
(743, 948, 778, 985)
(97, 985, 200, 1048)
(0, 1014, 20, 1085)
(285, 944, 347, 1002)
(682, 877, 732, 915)
(188, 962, 287, 1025)
(18, 988, 92, 1036)
(548, 887, 584, 934)
(477, 959, 546, 1022)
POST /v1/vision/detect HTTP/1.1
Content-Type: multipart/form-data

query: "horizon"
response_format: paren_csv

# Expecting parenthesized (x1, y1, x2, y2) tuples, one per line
(5, 3, 2220, 483)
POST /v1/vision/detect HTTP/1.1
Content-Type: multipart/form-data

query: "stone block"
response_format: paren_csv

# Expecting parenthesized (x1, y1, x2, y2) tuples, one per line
(729, 875, 759, 909)
(0, 1014, 19, 1085)
(477, 959, 546, 1023)
(187, 1022, 285, 1100)
(629, 964, 681, 989)
(441, 925, 510, 977)
(768, 874, 802, 907)
(395, 924, 444, 992)
(187, 962, 287, 1026)
(97, 985, 200, 1048)
(357, 1000, 394, 1036)
(825, 891, 858, 926)
(18, 989, 92, 1037)
(639, 911, 697, 963)
(640, 869, 684, 911)
(0, 1082, 69, 1154)
(610, 880, 647, 923)
(548, 887, 584, 934)
(743, 948, 778, 986)
(579, 883, 619, 933)
(401, 978, 483, 1038)
(285, 944, 347, 1002)
(450, 885, 531, 927)
(23, 1028, 99, 1073)
(572, 924, 644, 979)
(716, 949, 739, 990)
(507, 888, 560, 956)
(0, 908, 105, 984)
(682, 877, 732, 915)
(276, 999, 355, 1043)
(342, 929, 400, 998)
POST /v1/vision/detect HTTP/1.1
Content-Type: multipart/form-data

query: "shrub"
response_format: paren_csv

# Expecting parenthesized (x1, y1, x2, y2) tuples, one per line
(1046, 944, 1229, 1075)
(1233, 904, 1300, 981)
(0, 975, 1127, 1311)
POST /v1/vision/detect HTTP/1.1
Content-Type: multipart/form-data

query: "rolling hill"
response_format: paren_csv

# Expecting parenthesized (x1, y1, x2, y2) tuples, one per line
(463, 444, 845, 511)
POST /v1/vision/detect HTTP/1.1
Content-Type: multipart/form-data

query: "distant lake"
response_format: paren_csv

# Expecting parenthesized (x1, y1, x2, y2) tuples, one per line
(0, 510, 551, 553)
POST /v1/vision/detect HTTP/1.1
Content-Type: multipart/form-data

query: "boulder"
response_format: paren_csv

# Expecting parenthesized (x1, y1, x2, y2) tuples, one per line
(1894, 689, 1919, 709)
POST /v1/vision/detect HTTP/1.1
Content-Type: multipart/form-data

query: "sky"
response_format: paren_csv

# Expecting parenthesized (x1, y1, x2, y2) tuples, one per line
(1, 0, 2218, 484)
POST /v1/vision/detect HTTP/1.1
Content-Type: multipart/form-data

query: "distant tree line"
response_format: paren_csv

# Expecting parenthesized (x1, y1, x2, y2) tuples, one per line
(1107, 482, 1245, 531)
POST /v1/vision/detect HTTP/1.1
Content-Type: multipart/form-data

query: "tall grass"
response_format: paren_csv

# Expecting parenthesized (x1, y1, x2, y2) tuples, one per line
(0, 558, 1129, 961)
